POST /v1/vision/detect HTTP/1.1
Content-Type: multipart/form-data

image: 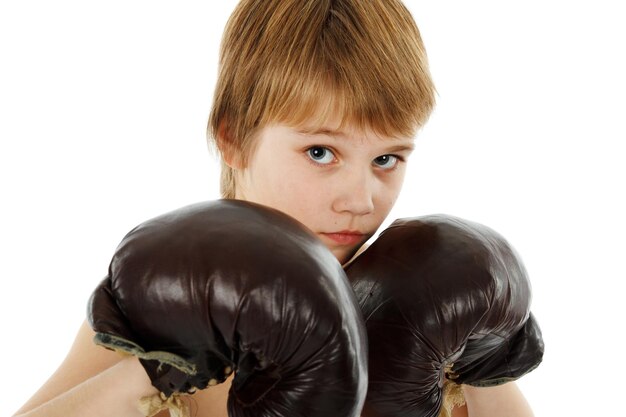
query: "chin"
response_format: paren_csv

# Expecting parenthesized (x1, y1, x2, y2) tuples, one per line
(335, 248, 361, 268)
(330, 249, 347, 264)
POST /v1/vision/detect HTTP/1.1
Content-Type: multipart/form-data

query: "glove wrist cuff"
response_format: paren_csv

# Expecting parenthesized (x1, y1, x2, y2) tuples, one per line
(94, 332, 198, 375)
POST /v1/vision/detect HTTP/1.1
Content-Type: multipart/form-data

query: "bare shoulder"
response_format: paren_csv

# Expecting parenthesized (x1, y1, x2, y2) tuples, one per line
(14, 319, 123, 414)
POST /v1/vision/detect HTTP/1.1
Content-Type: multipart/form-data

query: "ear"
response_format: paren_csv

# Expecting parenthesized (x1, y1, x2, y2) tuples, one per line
(216, 121, 244, 169)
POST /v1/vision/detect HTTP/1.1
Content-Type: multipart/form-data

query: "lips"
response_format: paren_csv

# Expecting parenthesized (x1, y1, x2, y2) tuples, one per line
(319, 231, 366, 246)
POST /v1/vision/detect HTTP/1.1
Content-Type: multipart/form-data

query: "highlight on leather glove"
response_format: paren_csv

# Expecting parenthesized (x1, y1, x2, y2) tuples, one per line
(345, 214, 544, 417)
(88, 199, 368, 417)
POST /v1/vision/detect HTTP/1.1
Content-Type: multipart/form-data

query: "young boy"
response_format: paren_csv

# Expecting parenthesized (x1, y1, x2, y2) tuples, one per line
(14, 1, 534, 416)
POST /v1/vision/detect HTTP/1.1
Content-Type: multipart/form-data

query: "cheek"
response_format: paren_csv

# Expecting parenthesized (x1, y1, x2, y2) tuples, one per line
(375, 195, 397, 222)
(258, 164, 327, 219)
(378, 171, 406, 205)
(391, 167, 409, 200)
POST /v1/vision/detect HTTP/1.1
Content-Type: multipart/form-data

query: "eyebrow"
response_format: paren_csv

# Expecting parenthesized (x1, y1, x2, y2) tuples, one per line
(296, 127, 348, 138)
(296, 127, 415, 152)
(384, 143, 415, 153)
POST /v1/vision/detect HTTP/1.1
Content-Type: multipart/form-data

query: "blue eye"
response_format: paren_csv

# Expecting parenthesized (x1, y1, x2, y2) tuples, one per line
(373, 155, 399, 170)
(307, 147, 335, 164)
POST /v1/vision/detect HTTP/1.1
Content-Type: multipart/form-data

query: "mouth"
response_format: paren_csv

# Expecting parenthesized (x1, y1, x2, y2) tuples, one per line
(319, 231, 367, 246)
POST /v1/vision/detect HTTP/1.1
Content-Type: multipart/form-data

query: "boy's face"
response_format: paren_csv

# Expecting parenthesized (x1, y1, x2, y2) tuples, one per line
(235, 120, 414, 264)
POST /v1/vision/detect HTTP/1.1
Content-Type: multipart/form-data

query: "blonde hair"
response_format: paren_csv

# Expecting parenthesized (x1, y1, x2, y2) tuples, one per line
(208, 0, 436, 198)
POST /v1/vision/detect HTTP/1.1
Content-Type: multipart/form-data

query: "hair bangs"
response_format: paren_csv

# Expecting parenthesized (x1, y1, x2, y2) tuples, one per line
(253, 1, 435, 140)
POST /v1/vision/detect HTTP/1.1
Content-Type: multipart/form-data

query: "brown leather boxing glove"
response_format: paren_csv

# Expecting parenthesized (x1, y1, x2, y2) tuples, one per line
(345, 214, 544, 417)
(88, 199, 367, 417)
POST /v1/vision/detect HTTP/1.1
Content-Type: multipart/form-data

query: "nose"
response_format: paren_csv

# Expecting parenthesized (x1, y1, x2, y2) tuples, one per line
(331, 167, 375, 216)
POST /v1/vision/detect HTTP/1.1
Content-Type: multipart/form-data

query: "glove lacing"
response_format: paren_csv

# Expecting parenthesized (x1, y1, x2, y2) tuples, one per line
(438, 379, 466, 417)
(138, 392, 190, 417)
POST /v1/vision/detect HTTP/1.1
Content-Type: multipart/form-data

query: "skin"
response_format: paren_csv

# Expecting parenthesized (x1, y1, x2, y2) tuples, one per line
(233, 122, 415, 264)
(13, 120, 533, 417)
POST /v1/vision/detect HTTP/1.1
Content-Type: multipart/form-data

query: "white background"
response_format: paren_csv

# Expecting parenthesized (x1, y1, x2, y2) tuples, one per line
(1, 1, 624, 415)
